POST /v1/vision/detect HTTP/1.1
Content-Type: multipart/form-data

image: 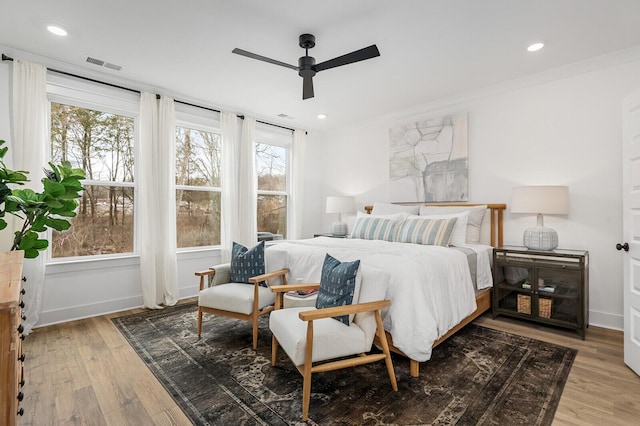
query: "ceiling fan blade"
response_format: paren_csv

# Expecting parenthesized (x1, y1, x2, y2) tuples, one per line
(232, 48, 298, 71)
(302, 75, 314, 99)
(314, 45, 380, 72)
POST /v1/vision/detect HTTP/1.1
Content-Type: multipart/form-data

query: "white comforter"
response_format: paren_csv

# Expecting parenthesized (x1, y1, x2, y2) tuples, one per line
(266, 237, 478, 362)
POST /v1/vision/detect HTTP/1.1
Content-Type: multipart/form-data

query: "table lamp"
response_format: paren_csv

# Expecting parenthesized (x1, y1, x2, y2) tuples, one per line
(326, 196, 355, 236)
(511, 186, 569, 250)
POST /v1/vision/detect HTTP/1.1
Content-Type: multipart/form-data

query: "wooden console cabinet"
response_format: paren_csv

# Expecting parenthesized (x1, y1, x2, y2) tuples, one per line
(492, 246, 589, 339)
(0, 251, 25, 425)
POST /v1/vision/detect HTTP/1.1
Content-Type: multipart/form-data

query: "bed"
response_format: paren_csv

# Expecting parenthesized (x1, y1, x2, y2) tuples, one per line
(266, 203, 505, 377)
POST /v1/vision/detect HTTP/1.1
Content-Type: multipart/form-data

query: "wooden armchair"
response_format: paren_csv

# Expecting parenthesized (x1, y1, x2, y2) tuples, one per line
(196, 264, 289, 349)
(269, 272, 397, 421)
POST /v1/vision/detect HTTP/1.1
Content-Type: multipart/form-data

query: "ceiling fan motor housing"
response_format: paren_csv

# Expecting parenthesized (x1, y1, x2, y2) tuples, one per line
(298, 56, 316, 77)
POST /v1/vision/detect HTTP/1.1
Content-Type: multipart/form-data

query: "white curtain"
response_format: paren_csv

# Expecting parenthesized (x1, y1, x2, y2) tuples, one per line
(289, 129, 306, 239)
(237, 117, 257, 247)
(138, 93, 179, 309)
(220, 111, 239, 262)
(11, 60, 48, 334)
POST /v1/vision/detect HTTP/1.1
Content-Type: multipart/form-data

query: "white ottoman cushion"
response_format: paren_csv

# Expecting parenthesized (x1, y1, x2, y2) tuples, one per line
(270, 307, 369, 366)
(199, 283, 276, 315)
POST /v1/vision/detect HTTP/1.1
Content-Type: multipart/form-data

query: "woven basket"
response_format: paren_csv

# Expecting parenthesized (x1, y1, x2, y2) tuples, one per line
(517, 294, 531, 315)
(539, 298, 552, 318)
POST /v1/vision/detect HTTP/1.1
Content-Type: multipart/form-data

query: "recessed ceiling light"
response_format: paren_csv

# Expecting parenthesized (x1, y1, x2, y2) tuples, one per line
(527, 42, 544, 52)
(317, 114, 327, 120)
(47, 25, 68, 37)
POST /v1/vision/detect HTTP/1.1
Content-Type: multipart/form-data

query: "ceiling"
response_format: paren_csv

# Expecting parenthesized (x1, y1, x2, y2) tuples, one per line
(2, 0, 640, 131)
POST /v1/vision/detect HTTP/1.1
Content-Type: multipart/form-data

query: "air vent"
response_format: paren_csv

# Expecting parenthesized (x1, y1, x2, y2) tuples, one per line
(86, 56, 105, 66)
(104, 62, 122, 71)
(86, 56, 122, 71)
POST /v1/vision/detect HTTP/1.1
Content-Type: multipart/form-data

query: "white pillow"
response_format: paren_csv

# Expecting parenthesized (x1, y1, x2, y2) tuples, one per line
(419, 205, 487, 244)
(407, 211, 469, 246)
(371, 202, 420, 216)
(356, 210, 408, 222)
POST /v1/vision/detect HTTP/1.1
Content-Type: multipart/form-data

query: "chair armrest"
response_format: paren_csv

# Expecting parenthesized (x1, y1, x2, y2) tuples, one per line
(248, 268, 290, 285)
(195, 263, 230, 290)
(299, 300, 391, 322)
(270, 283, 319, 293)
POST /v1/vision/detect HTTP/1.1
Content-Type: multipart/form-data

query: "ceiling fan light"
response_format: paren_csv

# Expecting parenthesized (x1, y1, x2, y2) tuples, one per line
(527, 42, 544, 52)
(47, 25, 68, 37)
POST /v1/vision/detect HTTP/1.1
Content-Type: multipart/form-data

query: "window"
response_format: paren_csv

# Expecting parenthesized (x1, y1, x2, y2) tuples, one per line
(175, 126, 222, 248)
(50, 102, 135, 257)
(256, 126, 291, 239)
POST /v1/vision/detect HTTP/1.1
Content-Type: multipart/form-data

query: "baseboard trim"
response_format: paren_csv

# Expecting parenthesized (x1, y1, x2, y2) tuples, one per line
(589, 309, 623, 331)
(36, 295, 144, 328)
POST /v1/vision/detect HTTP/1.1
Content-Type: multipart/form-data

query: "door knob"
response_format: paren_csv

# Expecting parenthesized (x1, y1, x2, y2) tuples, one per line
(616, 242, 629, 252)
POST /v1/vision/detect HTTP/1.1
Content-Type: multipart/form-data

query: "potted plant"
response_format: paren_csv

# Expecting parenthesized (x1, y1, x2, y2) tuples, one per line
(0, 139, 85, 258)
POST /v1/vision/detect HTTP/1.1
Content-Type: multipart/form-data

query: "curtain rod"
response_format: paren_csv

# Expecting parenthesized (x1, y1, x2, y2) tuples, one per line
(2, 53, 301, 134)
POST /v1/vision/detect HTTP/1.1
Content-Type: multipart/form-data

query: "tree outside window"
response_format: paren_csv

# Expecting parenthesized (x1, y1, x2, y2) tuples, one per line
(50, 102, 135, 257)
(256, 142, 287, 239)
(175, 126, 221, 248)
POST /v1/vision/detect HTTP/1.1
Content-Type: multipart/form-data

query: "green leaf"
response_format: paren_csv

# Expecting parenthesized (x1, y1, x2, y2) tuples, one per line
(33, 239, 49, 250)
(45, 217, 71, 231)
(23, 248, 40, 259)
(18, 231, 37, 250)
(43, 179, 65, 197)
(44, 199, 64, 209)
(31, 216, 47, 232)
(0, 219, 7, 230)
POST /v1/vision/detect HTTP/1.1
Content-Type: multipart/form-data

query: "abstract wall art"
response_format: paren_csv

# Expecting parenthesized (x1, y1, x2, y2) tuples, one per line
(389, 113, 468, 202)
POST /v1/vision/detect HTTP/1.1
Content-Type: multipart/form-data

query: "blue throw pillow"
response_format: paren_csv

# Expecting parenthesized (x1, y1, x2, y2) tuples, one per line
(230, 241, 266, 285)
(315, 253, 360, 325)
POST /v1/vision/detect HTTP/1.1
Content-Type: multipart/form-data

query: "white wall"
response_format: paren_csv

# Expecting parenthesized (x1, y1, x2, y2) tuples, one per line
(315, 55, 640, 330)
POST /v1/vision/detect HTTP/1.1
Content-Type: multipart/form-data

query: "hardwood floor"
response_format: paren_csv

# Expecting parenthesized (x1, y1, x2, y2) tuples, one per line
(18, 303, 640, 425)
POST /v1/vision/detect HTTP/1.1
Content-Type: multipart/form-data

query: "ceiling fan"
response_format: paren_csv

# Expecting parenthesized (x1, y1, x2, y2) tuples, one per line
(232, 34, 380, 100)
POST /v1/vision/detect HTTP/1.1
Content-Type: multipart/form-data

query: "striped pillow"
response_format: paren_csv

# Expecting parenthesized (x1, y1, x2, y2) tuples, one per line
(395, 218, 458, 246)
(350, 216, 399, 241)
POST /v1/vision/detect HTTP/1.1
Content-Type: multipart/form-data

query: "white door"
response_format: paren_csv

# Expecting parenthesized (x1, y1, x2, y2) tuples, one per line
(622, 89, 640, 376)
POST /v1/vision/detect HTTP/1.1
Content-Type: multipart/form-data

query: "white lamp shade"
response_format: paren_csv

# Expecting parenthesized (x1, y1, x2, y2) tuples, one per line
(326, 196, 355, 214)
(511, 186, 569, 215)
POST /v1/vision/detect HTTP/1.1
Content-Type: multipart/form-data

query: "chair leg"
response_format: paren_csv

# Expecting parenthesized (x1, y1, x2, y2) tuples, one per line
(375, 311, 398, 391)
(302, 365, 312, 421)
(197, 307, 203, 338)
(302, 320, 314, 421)
(271, 335, 279, 366)
(252, 313, 259, 350)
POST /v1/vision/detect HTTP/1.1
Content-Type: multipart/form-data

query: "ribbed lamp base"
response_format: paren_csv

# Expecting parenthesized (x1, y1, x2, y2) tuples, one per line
(332, 222, 348, 237)
(523, 226, 558, 251)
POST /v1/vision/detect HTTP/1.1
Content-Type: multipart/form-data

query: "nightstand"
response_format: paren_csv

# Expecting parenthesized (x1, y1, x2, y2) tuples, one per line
(492, 246, 589, 339)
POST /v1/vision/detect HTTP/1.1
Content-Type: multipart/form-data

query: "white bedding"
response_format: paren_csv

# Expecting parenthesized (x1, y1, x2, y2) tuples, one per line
(266, 237, 488, 362)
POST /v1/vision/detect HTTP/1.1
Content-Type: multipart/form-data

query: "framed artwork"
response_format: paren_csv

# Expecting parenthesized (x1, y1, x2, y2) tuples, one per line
(389, 113, 468, 202)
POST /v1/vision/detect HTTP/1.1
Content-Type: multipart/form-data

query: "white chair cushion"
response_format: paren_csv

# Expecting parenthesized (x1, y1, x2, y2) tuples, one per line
(270, 307, 369, 366)
(198, 283, 276, 315)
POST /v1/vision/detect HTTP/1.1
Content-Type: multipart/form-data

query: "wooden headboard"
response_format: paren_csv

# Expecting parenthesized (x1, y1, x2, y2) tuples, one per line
(364, 203, 506, 247)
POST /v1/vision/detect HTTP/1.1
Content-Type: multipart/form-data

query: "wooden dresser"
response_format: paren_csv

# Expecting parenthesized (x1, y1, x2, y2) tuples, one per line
(0, 251, 25, 426)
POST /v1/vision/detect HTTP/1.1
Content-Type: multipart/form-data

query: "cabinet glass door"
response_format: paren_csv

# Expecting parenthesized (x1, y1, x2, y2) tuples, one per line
(536, 269, 580, 325)
(495, 265, 533, 316)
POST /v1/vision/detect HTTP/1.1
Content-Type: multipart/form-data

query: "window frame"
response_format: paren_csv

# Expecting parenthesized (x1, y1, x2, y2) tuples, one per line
(46, 74, 140, 262)
(174, 105, 222, 251)
(255, 123, 292, 240)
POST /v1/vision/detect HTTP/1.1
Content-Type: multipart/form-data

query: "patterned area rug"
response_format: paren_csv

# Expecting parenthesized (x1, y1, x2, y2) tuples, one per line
(113, 303, 576, 425)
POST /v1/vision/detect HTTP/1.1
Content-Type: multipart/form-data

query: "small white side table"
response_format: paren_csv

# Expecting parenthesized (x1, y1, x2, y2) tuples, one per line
(283, 293, 318, 309)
